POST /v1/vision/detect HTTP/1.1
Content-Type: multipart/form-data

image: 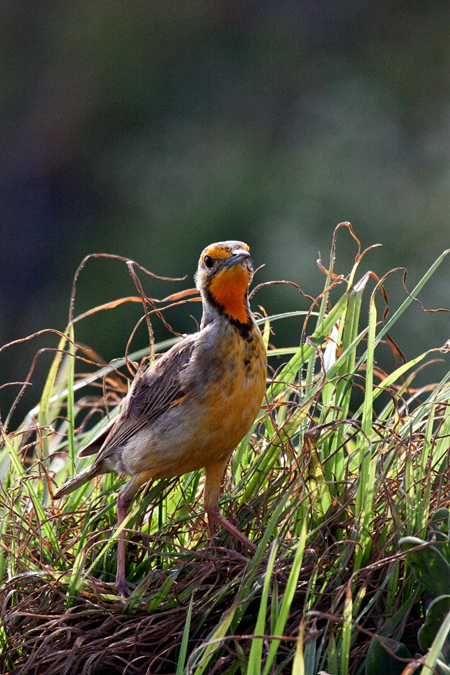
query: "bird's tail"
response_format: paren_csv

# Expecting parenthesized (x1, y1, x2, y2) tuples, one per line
(53, 463, 100, 499)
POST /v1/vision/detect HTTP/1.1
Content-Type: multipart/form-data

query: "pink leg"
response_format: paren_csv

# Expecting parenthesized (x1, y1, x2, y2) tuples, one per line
(114, 474, 150, 598)
(204, 460, 257, 554)
(205, 504, 257, 553)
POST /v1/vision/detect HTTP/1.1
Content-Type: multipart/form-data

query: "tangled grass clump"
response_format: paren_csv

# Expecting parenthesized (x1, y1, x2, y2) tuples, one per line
(2, 224, 450, 674)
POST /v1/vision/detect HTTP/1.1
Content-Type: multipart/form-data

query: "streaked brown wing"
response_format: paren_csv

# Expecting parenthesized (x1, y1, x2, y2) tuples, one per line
(124, 338, 195, 422)
(78, 418, 115, 457)
(85, 337, 196, 464)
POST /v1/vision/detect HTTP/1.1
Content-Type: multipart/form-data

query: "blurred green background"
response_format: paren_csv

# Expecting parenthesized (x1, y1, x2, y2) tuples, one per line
(2, 1, 450, 422)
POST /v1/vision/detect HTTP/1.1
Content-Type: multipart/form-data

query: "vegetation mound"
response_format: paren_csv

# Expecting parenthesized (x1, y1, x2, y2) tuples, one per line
(2, 225, 450, 674)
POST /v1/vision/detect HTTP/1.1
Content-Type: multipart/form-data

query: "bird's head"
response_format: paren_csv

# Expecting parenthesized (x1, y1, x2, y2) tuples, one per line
(195, 240, 253, 325)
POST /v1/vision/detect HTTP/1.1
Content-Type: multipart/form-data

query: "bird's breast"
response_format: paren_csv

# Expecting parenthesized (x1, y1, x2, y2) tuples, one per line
(120, 319, 267, 479)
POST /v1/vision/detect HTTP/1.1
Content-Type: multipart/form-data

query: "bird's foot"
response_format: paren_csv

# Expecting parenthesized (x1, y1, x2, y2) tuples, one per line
(214, 546, 253, 562)
(206, 506, 257, 553)
(115, 578, 131, 598)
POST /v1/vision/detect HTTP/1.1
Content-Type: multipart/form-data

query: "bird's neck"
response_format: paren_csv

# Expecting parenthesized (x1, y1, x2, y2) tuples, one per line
(205, 264, 251, 324)
(201, 289, 251, 332)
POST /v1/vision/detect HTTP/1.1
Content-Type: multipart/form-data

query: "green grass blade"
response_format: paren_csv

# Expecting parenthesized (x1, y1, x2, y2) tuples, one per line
(353, 286, 377, 572)
(357, 249, 450, 368)
(262, 520, 307, 675)
(291, 619, 305, 675)
(36, 332, 68, 455)
(240, 402, 311, 506)
(66, 503, 96, 603)
(268, 289, 351, 402)
(340, 585, 353, 675)
(66, 324, 76, 463)
(420, 610, 450, 675)
(177, 594, 194, 675)
(248, 540, 279, 675)
(0, 427, 60, 554)
(191, 605, 237, 675)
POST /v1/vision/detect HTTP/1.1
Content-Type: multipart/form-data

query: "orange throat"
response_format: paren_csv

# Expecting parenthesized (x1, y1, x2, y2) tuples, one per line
(208, 265, 250, 324)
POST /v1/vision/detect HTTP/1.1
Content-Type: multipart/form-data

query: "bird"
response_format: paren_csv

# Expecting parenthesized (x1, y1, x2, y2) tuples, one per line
(53, 240, 267, 597)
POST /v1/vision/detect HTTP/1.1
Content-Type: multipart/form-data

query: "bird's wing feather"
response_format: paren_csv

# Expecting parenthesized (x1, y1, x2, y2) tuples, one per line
(87, 337, 196, 463)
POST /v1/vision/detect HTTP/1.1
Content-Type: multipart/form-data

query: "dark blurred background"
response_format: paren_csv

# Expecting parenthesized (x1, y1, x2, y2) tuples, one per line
(2, 0, 450, 423)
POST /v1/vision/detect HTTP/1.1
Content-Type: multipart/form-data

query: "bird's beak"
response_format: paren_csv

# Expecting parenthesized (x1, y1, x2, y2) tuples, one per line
(225, 250, 251, 267)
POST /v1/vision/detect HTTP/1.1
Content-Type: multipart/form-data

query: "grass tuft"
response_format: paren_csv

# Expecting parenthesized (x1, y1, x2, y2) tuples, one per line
(1, 225, 450, 674)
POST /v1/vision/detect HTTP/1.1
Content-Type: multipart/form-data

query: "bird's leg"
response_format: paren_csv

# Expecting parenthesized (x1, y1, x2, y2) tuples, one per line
(205, 504, 257, 553)
(204, 461, 257, 554)
(115, 474, 149, 598)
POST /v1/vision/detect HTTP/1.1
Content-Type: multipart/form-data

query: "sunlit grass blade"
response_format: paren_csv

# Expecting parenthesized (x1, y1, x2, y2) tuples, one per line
(340, 585, 353, 675)
(191, 604, 238, 675)
(262, 520, 307, 675)
(36, 332, 68, 455)
(176, 594, 194, 675)
(291, 619, 305, 675)
(65, 502, 97, 604)
(66, 324, 76, 464)
(268, 289, 350, 402)
(419, 610, 450, 675)
(248, 540, 279, 675)
(357, 249, 450, 366)
(0, 427, 60, 555)
(353, 285, 377, 572)
(239, 402, 311, 507)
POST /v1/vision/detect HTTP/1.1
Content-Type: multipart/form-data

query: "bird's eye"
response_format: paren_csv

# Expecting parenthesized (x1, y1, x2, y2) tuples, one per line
(204, 255, 214, 268)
